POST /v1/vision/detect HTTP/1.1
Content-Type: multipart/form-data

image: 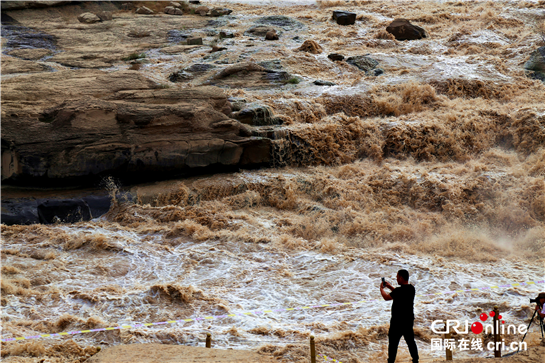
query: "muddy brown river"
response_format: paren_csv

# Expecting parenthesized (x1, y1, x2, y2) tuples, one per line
(2, 1, 545, 362)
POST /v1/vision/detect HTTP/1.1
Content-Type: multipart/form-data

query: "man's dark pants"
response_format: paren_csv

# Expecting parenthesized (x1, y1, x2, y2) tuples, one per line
(388, 319, 419, 363)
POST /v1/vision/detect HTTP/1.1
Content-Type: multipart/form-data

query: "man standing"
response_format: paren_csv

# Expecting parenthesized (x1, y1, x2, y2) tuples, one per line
(536, 292, 545, 319)
(380, 269, 419, 363)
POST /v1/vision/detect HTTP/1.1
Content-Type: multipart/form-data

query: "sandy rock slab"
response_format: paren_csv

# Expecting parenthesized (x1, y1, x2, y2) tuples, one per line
(1, 56, 49, 74)
(1, 70, 271, 184)
(6, 48, 52, 60)
(86, 344, 278, 363)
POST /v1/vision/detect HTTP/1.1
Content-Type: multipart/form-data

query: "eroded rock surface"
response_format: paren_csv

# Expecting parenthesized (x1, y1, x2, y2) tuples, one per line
(1, 71, 271, 184)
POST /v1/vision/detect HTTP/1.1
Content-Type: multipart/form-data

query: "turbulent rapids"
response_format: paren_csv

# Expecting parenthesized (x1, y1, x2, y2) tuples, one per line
(1, 1, 545, 362)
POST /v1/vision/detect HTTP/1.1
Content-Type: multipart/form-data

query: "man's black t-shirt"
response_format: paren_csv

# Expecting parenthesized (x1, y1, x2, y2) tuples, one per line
(389, 284, 415, 323)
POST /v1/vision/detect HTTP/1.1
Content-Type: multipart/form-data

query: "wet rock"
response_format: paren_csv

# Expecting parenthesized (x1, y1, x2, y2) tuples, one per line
(245, 26, 278, 37)
(370, 68, 384, 76)
(2, 25, 57, 50)
(96, 11, 113, 21)
(204, 29, 218, 36)
(7, 48, 52, 60)
(187, 37, 203, 45)
(258, 59, 283, 70)
(195, 6, 209, 16)
(164, 6, 183, 15)
(82, 195, 112, 218)
(211, 45, 227, 53)
(207, 18, 232, 28)
(332, 10, 356, 26)
(207, 62, 291, 89)
(231, 103, 283, 126)
(136, 6, 154, 14)
(346, 55, 380, 73)
(1, 199, 39, 225)
(219, 31, 234, 39)
(228, 97, 247, 112)
(328, 53, 344, 61)
(297, 40, 322, 54)
(524, 46, 545, 83)
(313, 80, 336, 86)
(265, 30, 279, 41)
(167, 30, 189, 43)
(386, 19, 427, 41)
(186, 64, 217, 73)
(169, 63, 217, 82)
(254, 15, 305, 31)
(37, 199, 92, 224)
(210, 8, 232, 17)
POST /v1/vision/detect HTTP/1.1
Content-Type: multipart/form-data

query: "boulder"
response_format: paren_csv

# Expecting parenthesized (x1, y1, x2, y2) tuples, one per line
(77, 12, 101, 24)
(96, 11, 113, 21)
(386, 19, 427, 41)
(187, 37, 203, 45)
(265, 30, 279, 41)
(195, 6, 209, 16)
(313, 80, 336, 86)
(1, 70, 272, 185)
(1, 210, 39, 225)
(297, 40, 322, 54)
(37, 199, 91, 224)
(136, 6, 154, 14)
(332, 10, 356, 26)
(81, 195, 112, 218)
(1, 194, 114, 225)
(524, 46, 545, 83)
(328, 53, 344, 61)
(346, 55, 379, 73)
(245, 26, 278, 37)
(170, 1, 182, 8)
(210, 8, 232, 17)
(164, 6, 183, 15)
(219, 31, 234, 39)
(1, 199, 39, 225)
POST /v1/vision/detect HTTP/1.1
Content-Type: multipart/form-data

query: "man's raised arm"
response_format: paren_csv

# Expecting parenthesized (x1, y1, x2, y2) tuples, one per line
(380, 283, 393, 301)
